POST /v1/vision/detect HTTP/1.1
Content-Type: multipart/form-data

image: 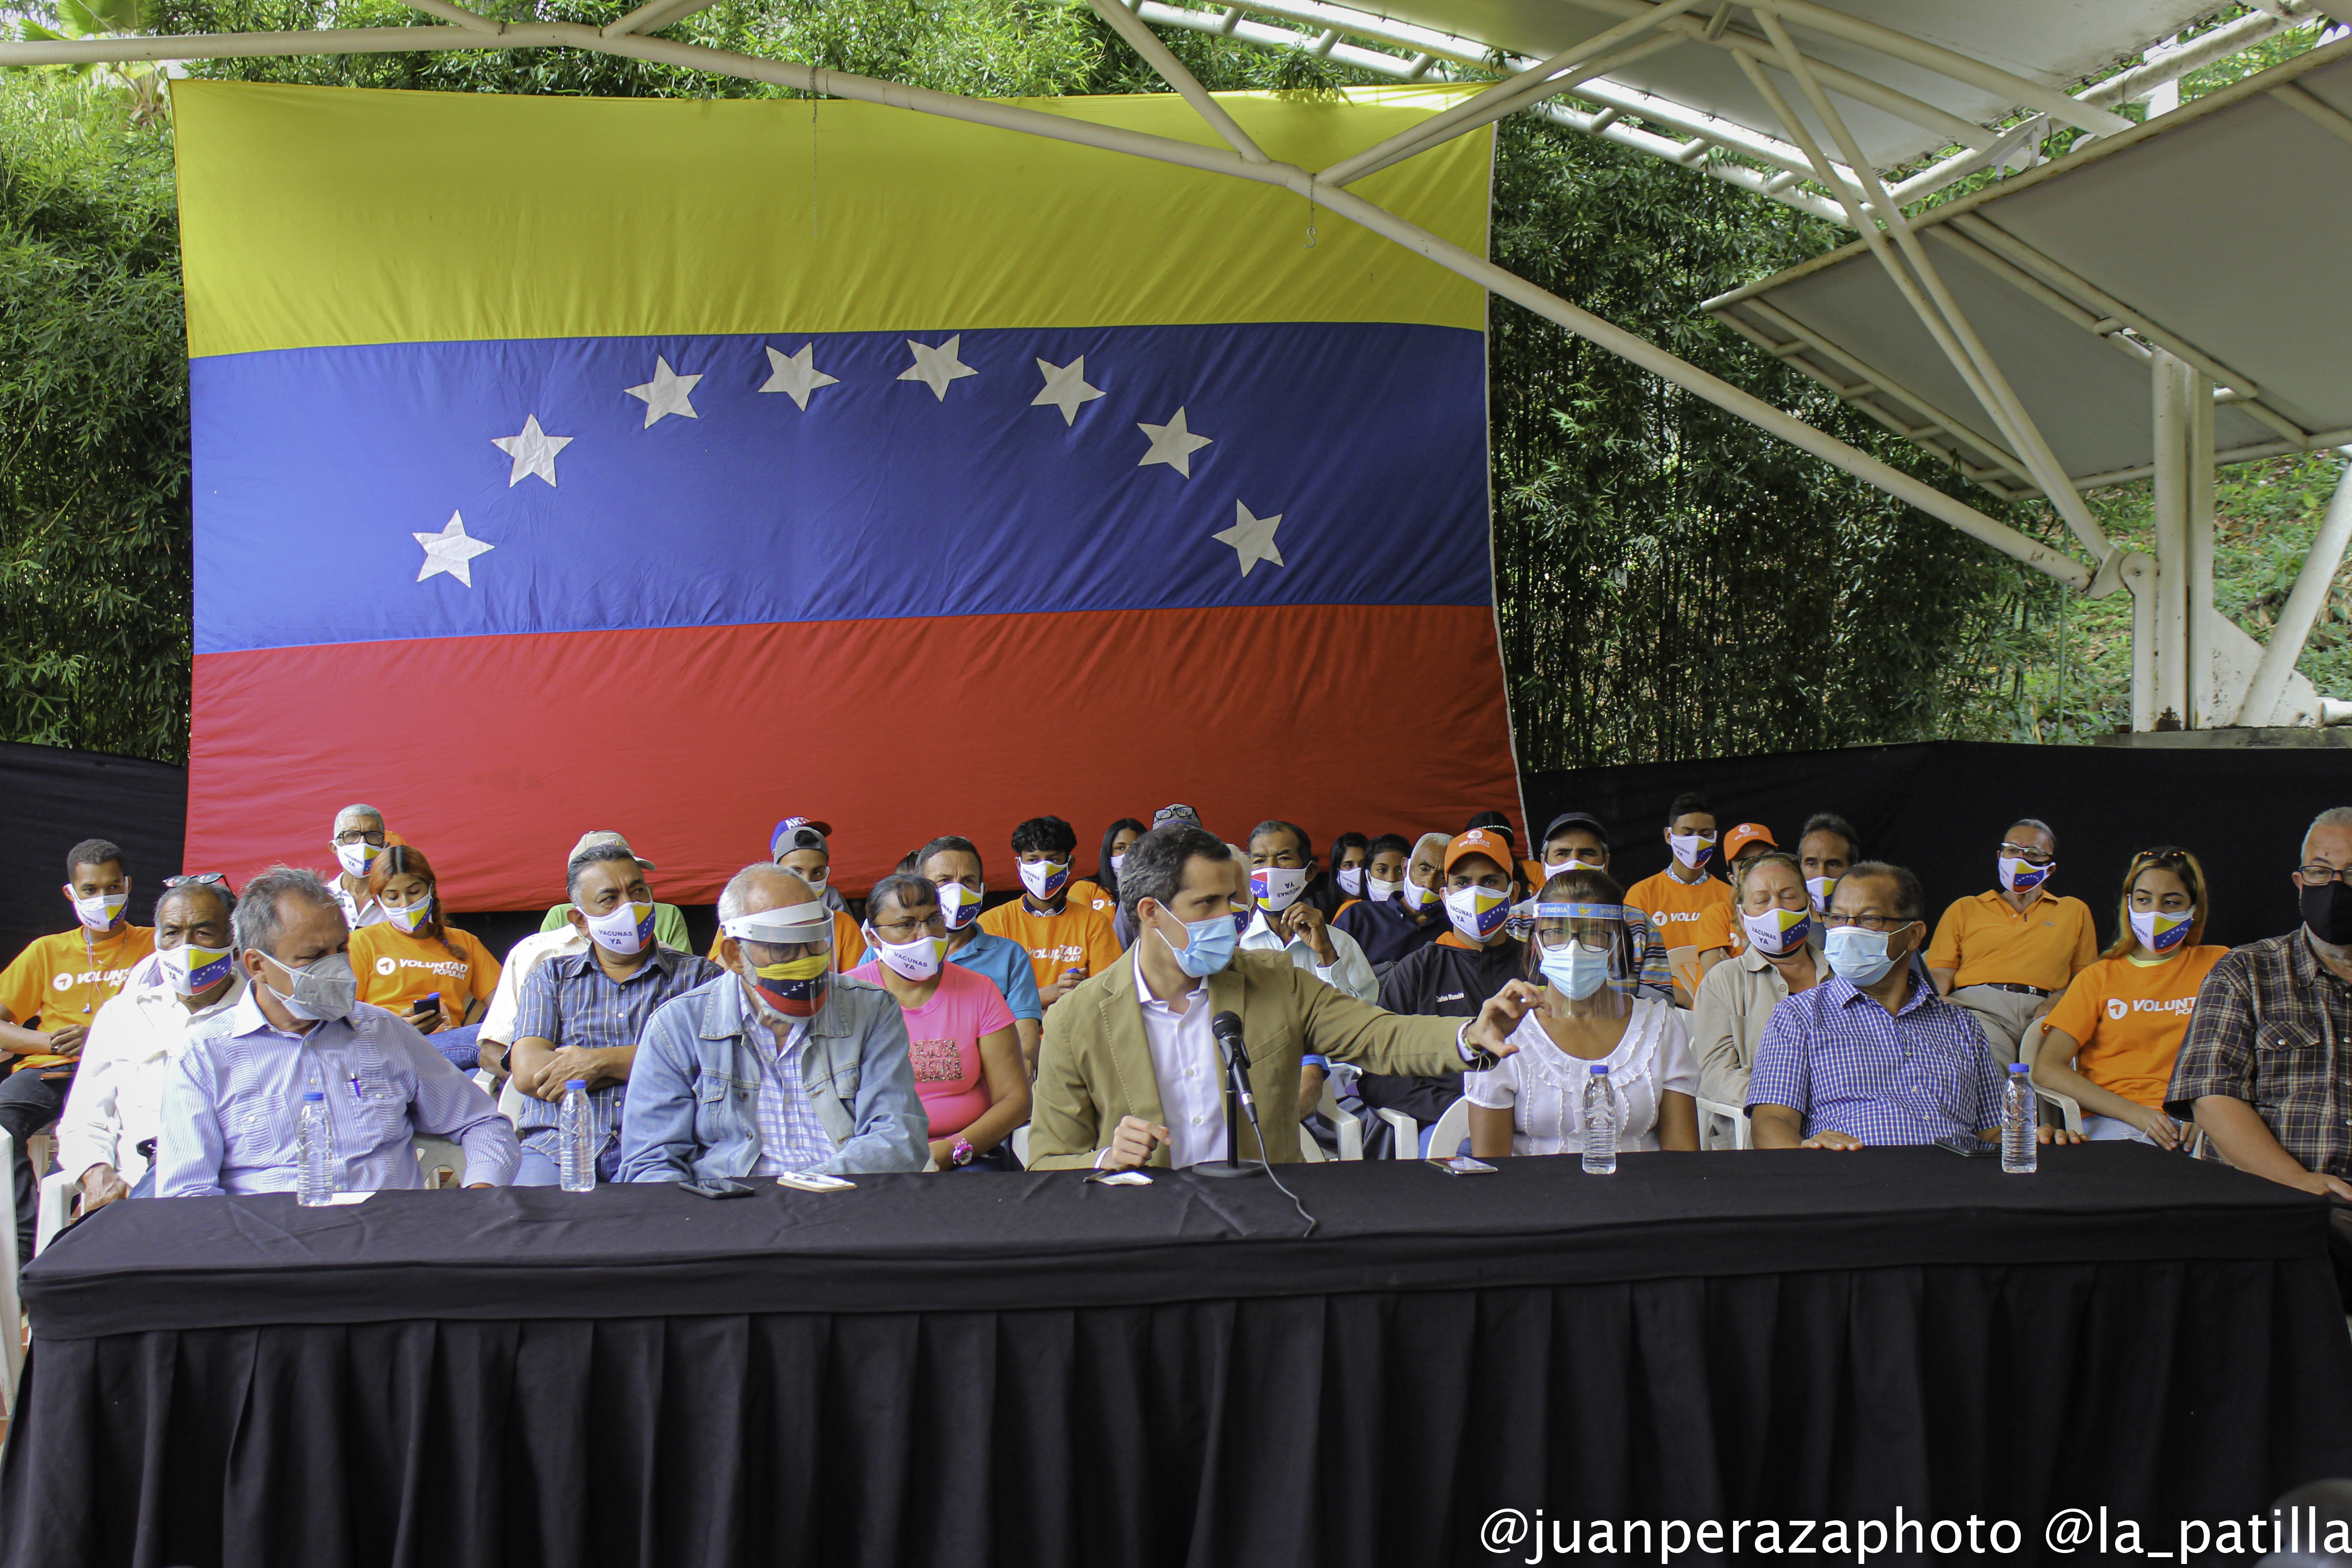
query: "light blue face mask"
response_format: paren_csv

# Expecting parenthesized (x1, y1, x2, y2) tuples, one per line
(1538, 938, 1612, 1001)
(1823, 923, 1909, 987)
(1163, 910, 1239, 978)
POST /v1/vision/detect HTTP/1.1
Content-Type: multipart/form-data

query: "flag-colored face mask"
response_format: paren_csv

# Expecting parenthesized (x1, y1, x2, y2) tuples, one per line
(1805, 876, 1838, 913)
(1741, 904, 1812, 957)
(1998, 854, 2053, 894)
(333, 839, 383, 880)
(937, 882, 983, 931)
(584, 900, 656, 956)
(1444, 884, 1511, 942)
(159, 941, 235, 996)
(749, 952, 830, 1016)
(387, 894, 434, 935)
(1668, 832, 1715, 871)
(2130, 907, 2191, 957)
(70, 890, 128, 931)
(1251, 866, 1307, 913)
(1019, 859, 1070, 902)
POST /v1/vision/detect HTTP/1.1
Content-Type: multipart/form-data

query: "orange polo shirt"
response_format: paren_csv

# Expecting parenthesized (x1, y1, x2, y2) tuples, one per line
(1623, 869, 1731, 949)
(1925, 888, 2099, 993)
(978, 897, 1123, 995)
(0, 923, 156, 1072)
(1690, 900, 1747, 958)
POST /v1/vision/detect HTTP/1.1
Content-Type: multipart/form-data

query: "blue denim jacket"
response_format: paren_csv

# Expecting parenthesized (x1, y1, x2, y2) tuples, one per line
(617, 972, 928, 1181)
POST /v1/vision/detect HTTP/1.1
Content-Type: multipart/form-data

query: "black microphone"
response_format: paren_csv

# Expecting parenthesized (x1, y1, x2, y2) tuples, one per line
(1210, 1010, 1250, 1069)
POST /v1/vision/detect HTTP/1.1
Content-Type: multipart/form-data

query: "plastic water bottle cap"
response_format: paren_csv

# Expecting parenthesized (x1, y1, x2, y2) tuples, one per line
(302, 1090, 324, 1101)
(1588, 1063, 1607, 1075)
(2008, 1062, 2029, 1073)
(566, 1078, 588, 1091)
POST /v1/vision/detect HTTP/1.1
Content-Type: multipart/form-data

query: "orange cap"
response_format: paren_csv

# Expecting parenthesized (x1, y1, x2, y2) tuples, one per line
(1443, 828, 1515, 874)
(1724, 823, 1777, 860)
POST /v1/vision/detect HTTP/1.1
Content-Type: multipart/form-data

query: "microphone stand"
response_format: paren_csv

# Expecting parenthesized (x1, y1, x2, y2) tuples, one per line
(1196, 1013, 1263, 1179)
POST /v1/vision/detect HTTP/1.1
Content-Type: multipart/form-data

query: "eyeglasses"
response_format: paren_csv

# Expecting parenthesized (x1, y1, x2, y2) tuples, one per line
(1999, 842, 2055, 865)
(871, 913, 947, 941)
(164, 872, 230, 888)
(1823, 913, 1916, 933)
(332, 829, 387, 847)
(2300, 864, 2350, 884)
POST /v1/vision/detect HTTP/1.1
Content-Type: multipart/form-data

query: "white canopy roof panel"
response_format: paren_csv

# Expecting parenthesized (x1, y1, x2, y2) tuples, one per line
(1704, 37, 2352, 492)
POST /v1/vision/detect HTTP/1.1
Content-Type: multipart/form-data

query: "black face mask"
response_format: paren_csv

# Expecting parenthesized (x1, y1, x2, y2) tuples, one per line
(2301, 880, 2352, 947)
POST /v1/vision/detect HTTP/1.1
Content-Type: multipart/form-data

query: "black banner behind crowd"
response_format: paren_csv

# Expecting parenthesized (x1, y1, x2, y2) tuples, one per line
(0, 736, 2338, 967)
(1524, 739, 2347, 951)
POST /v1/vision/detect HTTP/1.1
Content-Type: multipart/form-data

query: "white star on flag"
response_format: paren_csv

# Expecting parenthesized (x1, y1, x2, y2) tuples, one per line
(624, 357, 702, 426)
(1032, 357, 1105, 425)
(414, 512, 494, 588)
(1213, 501, 1284, 577)
(1137, 407, 1213, 478)
(898, 336, 978, 401)
(760, 343, 839, 411)
(490, 414, 573, 487)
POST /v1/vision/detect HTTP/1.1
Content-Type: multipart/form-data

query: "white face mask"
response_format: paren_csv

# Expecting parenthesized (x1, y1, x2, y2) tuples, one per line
(333, 840, 382, 880)
(1399, 875, 1439, 912)
(1251, 865, 1308, 914)
(1367, 875, 1401, 902)
(1741, 905, 1812, 958)
(583, 900, 655, 956)
(158, 941, 235, 997)
(1668, 832, 1716, 872)
(71, 891, 127, 931)
(1805, 876, 1838, 913)
(868, 930, 946, 982)
(1109, 853, 1127, 880)
(1444, 884, 1510, 943)
(2130, 907, 2192, 958)
(936, 882, 984, 931)
(1338, 866, 1364, 897)
(802, 867, 829, 892)
(1018, 859, 1070, 902)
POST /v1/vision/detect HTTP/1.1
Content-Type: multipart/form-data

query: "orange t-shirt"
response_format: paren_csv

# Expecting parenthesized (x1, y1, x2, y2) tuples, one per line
(1623, 869, 1731, 949)
(1689, 901, 1747, 958)
(0, 923, 156, 1071)
(978, 897, 1123, 995)
(2043, 946, 2228, 1111)
(706, 908, 866, 970)
(351, 922, 502, 1022)
(1069, 879, 1116, 919)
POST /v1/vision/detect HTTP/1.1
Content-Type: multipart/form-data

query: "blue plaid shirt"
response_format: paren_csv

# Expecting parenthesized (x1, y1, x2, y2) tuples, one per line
(1745, 969, 2005, 1144)
(510, 946, 722, 1164)
(744, 1014, 836, 1175)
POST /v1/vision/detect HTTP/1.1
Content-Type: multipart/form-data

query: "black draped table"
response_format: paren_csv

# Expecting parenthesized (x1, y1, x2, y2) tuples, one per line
(6, 1143, 2351, 1567)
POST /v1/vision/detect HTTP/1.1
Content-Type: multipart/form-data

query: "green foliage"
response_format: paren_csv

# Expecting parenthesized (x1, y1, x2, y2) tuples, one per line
(1484, 112, 2062, 769)
(0, 72, 188, 760)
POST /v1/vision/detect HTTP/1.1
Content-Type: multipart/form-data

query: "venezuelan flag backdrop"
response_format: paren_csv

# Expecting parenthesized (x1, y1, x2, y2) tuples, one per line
(176, 80, 1513, 907)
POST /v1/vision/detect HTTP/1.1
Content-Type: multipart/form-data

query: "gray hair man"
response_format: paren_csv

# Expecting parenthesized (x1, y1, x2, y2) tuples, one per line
(2172, 807, 2352, 1302)
(156, 866, 517, 1196)
(619, 862, 927, 1181)
(328, 802, 392, 930)
(1331, 829, 1451, 974)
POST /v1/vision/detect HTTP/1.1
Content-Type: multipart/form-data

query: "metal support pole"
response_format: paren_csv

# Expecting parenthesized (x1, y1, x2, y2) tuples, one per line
(2239, 449, 2352, 725)
(2152, 351, 2193, 725)
(2189, 366, 2217, 726)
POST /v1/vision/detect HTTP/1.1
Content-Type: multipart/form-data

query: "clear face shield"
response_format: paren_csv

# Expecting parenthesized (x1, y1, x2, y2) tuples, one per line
(1526, 901, 1639, 1018)
(721, 901, 836, 1021)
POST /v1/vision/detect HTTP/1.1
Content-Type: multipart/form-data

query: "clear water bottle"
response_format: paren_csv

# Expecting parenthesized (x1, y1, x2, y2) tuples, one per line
(1581, 1063, 1618, 1175)
(2002, 1062, 2038, 1175)
(297, 1089, 335, 1206)
(559, 1079, 596, 1192)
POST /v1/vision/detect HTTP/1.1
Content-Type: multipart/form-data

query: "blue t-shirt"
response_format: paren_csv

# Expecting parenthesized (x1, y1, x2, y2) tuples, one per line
(948, 930, 1043, 1023)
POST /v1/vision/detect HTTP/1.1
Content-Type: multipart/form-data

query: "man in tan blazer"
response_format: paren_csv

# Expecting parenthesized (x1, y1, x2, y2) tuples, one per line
(1030, 823, 1538, 1171)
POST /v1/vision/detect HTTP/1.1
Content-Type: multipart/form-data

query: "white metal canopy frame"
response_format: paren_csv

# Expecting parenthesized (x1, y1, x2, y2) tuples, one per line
(7, 0, 2345, 725)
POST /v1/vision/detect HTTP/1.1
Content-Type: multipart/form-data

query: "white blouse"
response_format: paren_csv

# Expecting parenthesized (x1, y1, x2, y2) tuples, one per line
(1464, 997, 1696, 1156)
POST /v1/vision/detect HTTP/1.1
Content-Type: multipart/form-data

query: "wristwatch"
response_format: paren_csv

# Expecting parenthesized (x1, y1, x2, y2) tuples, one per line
(951, 1138, 976, 1167)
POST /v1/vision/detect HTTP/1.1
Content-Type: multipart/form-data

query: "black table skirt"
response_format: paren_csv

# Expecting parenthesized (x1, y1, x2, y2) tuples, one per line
(7, 1148, 2352, 1568)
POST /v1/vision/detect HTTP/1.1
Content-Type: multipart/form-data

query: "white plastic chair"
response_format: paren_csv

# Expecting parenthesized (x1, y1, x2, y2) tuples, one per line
(34, 1169, 76, 1256)
(0, 1131, 24, 1417)
(1010, 1123, 1031, 1168)
(414, 1137, 468, 1189)
(1314, 1078, 1363, 1161)
(1295, 1128, 1327, 1162)
(1425, 1098, 1472, 1161)
(1696, 1096, 1751, 1151)
(1374, 1107, 1418, 1158)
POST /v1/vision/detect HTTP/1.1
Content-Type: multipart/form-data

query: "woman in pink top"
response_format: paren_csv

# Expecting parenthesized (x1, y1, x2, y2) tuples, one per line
(849, 874, 1032, 1171)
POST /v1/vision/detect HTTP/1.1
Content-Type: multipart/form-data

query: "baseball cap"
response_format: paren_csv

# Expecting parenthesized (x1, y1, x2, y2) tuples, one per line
(770, 816, 834, 858)
(1443, 828, 1515, 874)
(1151, 803, 1202, 830)
(568, 830, 655, 871)
(1543, 811, 1607, 844)
(1724, 823, 1778, 860)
